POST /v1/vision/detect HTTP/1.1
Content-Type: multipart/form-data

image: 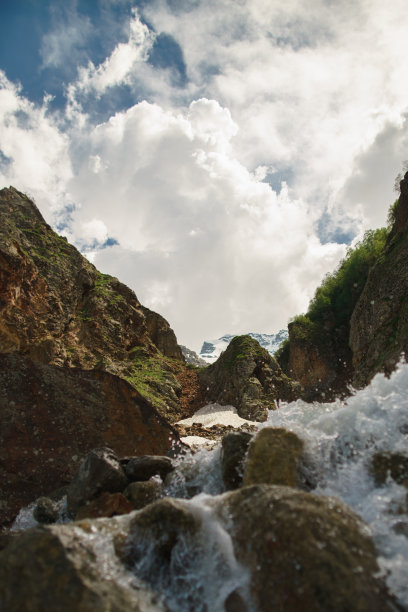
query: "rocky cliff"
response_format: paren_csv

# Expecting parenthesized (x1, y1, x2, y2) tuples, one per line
(0, 187, 187, 421)
(350, 171, 408, 387)
(277, 173, 408, 396)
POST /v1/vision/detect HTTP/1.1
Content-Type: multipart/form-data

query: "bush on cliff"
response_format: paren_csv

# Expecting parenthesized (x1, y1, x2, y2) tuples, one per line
(289, 227, 388, 343)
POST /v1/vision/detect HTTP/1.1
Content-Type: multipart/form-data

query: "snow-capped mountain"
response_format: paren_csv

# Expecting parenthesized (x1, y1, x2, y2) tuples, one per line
(199, 330, 288, 364)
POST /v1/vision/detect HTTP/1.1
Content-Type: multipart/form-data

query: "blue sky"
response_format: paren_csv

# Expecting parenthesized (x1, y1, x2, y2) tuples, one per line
(1, 0, 408, 351)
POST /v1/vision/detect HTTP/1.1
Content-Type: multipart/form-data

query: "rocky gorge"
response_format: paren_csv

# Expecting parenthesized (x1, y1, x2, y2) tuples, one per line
(1, 184, 408, 610)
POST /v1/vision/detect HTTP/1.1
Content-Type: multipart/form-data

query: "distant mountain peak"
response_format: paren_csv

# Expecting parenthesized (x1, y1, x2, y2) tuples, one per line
(199, 330, 288, 363)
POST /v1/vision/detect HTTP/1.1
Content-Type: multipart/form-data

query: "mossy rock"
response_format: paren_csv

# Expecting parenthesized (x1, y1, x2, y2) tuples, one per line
(198, 335, 299, 421)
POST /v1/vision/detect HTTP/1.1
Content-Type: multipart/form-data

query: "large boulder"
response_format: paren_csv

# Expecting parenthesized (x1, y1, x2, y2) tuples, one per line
(0, 352, 181, 527)
(216, 485, 400, 612)
(198, 335, 299, 421)
(243, 427, 304, 487)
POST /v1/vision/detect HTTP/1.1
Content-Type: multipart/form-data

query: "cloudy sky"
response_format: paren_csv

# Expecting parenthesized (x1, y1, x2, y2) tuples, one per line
(1, 0, 408, 351)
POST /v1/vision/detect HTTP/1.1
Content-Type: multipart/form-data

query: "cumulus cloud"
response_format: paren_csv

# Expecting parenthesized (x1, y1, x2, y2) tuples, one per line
(65, 98, 344, 350)
(0, 71, 72, 221)
(2, 0, 408, 349)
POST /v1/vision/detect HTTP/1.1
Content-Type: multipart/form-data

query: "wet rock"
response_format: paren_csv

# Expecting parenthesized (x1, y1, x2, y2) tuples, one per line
(0, 518, 167, 612)
(33, 497, 59, 524)
(198, 335, 299, 422)
(217, 484, 400, 612)
(124, 480, 163, 510)
(243, 427, 304, 487)
(123, 455, 175, 482)
(221, 431, 253, 490)
(67, 448, 128, 518)
(75, 492, 134, 520)
(371, 452, 408, 487)
(0, 352, 180, 526)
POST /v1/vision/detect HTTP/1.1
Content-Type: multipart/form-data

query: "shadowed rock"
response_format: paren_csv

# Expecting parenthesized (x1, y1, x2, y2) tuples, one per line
(0, 352, 181, 527)
(67, 448, 128, 517)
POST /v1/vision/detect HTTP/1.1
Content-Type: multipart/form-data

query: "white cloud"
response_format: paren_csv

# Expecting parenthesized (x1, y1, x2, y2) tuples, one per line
(65, 98, 344, 351)
(70, 9, 154, 97)
(2, 1, 408, 350)
(0, 72, 72, 221)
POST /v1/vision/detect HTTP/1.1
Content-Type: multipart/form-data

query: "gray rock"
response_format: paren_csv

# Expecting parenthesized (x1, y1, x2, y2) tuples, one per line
(123, 455, 175, 482)
(67, 447, 128, 517)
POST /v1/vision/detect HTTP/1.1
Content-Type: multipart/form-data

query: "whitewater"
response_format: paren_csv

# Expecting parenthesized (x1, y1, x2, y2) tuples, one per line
(12, 360, 408, 610)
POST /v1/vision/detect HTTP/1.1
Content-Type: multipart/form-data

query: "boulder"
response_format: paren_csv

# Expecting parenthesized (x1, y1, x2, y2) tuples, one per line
(0, 352, 181, 526)
(198, 335, 299, 421)
(0, 518, 167, 612)
(75, 492, 134, 520)
(67, 448, 128, 517)
(124, 481, 163, 510)
(243, 427, 304, 487)
(216, 485, 400, 612)
(221, 431, 253, 490)
(123, 455, 175, 482)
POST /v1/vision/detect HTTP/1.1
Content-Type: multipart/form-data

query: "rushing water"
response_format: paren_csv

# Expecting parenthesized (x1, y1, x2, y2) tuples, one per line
(10, 361, 408, 610)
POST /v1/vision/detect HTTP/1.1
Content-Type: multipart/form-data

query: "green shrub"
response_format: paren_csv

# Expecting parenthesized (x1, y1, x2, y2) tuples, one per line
(289, 227, 388, 349)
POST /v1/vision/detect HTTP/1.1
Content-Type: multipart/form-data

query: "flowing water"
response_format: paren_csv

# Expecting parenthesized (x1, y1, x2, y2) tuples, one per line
(10, 361, 408, 610)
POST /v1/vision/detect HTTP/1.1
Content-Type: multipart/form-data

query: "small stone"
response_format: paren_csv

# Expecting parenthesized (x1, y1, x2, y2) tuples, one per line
(33, 497, 59, 524)
(123, 455, 175, 482)
(124, 480, 162, 510)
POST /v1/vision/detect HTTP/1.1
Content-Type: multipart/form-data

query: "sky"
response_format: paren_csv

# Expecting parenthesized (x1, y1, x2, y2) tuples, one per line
(1, 0, 408, 352)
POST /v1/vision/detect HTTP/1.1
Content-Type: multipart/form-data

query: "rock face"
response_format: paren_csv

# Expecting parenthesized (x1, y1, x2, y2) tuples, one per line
(198, 335, 299, 421)
(350, 172, 408, 387)
(243, 427, 304, 487)
(282, 318, 353, 401)
(0, 352, 180, 526)
(0, 186, 185, 419)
